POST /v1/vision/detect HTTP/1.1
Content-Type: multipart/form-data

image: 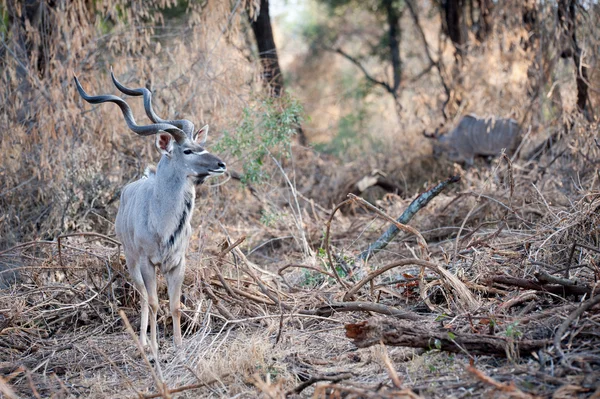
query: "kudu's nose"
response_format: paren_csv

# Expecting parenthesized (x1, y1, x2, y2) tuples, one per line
(218, 162, 226, 169)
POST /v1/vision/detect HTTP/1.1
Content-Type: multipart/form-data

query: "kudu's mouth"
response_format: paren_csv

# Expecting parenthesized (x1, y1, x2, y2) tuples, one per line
(207, 163, 227, 176)
(194, 167, 225, 185)
(208, 169, 226, 176)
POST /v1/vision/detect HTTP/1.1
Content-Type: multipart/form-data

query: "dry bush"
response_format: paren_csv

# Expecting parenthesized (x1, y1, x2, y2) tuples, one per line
(0, 0, 258, 250)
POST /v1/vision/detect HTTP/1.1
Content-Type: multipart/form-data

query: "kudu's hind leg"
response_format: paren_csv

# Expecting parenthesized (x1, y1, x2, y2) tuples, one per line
(165, 263, 185, 347)
(140, 259, 159, 356)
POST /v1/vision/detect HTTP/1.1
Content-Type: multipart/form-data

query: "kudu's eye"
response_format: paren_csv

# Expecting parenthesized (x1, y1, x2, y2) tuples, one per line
(183, 149, 193, 155)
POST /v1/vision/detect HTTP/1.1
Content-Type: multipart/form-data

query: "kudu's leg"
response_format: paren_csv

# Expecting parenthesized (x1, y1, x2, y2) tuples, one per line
(128, 260, 149, 348)
(165, 263, 185, 347)
(140, 260, 159, 356)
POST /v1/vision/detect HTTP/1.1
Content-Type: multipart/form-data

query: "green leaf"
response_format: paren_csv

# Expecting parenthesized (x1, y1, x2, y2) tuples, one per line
(215, 93, 304, 185)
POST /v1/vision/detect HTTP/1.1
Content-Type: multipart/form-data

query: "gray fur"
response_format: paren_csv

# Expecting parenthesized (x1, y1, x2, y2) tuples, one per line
(75, 74, 225, 355)
(115, 129, 225, 354)
(431, 114, 521, 165)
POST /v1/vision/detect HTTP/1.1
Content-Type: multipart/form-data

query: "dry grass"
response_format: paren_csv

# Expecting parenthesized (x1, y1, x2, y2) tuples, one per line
(1, 0, 600, 398)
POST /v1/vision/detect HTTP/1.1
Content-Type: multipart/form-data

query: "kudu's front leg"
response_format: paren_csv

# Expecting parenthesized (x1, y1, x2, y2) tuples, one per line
(140, 259, 159, 356)
(128, 261, 149, 348)
(165, 262, 185, 347)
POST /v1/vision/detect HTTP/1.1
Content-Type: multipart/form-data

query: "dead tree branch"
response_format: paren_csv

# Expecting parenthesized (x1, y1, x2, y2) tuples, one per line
(358, 175, 460, 262)
(405, 0, 451, 98)
(487, 275, 592, 297)
(289, 372, 354, 395)
(343, 258, 477, 312)
(346, 318, 549, 357)
(301, 301, 423, 321)
(553, 294, 600, 360)
(330, 46, 394, 94)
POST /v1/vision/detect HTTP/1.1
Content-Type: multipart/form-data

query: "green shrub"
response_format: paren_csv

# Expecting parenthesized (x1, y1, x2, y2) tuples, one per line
(215, 94, 304, 185)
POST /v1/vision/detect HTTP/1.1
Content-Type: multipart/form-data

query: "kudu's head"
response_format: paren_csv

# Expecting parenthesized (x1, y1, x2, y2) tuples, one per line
(154, 124, 226, 185)
(74, 70, 226, 184)
(423, 125, 457, 160)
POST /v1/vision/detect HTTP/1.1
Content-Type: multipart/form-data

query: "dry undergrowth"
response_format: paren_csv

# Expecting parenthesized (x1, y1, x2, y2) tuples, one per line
(1, 134, 599, 397)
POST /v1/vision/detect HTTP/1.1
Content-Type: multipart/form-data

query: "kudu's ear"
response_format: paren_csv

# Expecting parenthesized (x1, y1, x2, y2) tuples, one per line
(194, 125, 209, 146)
(156, 133, 175, 157)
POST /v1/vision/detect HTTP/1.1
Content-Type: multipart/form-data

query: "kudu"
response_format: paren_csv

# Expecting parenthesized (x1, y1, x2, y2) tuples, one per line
(74, 72, 226, 354)
(425, 114, 521, 166)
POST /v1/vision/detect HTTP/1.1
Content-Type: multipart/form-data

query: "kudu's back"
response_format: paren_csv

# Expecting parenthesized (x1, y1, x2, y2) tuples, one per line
(434, 114, 521, 165)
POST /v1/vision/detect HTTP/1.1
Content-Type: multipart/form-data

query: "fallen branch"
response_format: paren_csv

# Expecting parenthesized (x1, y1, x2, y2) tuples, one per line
(358, 175, 460, 262)
(313, 382, 423, 399)
(210, 280, 277, 305)
(212, 236, 247, 300)
(553, 294, 600, 361)
(378, 343, 403, 388)
(343, 258, 478, 313)
(202, 280, 236, 320)
(289, 372, 354, 395)
(534, 269, 578, 287)
(466, 366, 535, 398)
(136, 375, 229, 399)
(498, 291, 538, 313)
(301, 301, 423, 321)
(348, 194, 429, 261)
(487, 275, 592, 296)
(233, 246, 292, 310)
(346, 318, 549, 357)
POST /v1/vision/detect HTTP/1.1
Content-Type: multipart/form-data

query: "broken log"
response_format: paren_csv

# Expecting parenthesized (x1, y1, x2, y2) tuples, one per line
(487, 275, 591, 297)
(346, 318, 549, 357)
(301, 301, 423, 321)
(358, 175, 460, 262)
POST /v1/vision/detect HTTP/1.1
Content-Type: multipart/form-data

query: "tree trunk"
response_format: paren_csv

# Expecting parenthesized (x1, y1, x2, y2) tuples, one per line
(250, 0, 283, 97)
(476, 0, 493, 41)
(558, 0, 588, 115)
(249, 0, 308, 145)
(443, 0, 468, 59)
(384, 0, 402, 95)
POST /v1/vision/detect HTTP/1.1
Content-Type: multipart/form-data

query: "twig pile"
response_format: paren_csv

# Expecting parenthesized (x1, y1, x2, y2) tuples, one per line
(1, 164, 599, 398)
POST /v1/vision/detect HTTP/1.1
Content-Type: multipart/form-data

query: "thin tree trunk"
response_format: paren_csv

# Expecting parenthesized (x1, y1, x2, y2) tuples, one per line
(250, 0, 283, 97)
(476, 0, 493, 41)
(384, 0, 402, 95)
(249, 0, 308, 145)
(6, 0, 56, 77)
(558, 0, 588, 115)
(443, 0, 468, 59)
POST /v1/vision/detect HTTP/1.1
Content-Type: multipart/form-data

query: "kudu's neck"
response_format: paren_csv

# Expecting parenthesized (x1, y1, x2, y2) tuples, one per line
(152, 155, 195, 209)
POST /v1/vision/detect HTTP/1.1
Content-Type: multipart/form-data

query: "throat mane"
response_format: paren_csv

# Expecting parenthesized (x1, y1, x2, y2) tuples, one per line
(166, 190, 194, 248)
